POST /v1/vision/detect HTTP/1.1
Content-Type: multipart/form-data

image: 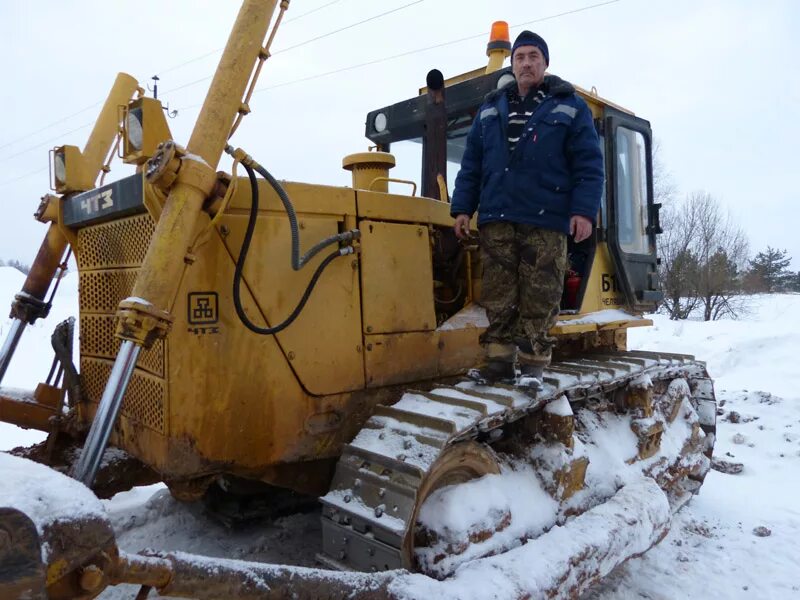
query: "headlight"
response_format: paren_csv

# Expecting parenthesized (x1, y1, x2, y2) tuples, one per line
(374, 112, 387, 133)
(51, 145, 91, 193)
(126, 108, 144, 150)
(53, 152, 67, 183)
(120, 97, 172, 166)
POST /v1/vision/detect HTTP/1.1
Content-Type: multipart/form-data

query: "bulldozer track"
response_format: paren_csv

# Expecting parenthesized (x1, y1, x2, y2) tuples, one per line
(320, 349, 716, 573)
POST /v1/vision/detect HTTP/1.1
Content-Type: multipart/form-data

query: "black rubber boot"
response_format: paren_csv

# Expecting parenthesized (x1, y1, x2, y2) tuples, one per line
(517, 363, 544, 391)
(467, 360, 515, 385)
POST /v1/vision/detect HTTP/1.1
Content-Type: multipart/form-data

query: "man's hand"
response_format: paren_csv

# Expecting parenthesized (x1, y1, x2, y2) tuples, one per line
(453, 214, 471, 240)
(570, 215, 593, 243)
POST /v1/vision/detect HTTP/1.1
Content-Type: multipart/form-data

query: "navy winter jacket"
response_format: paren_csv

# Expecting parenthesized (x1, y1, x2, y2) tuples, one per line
(450, 75, 604, 234)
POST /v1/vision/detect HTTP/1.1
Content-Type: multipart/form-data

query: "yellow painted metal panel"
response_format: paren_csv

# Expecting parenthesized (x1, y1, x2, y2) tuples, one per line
(166, 228, 327, 472)
(364, 327, 483, 388)
(219, 212, 364, 396)
(360, 220, 437, 334)
(578, 242, 627, 314)
(365, 332, 439, 387)
(228, 180, 357, 217)
(551, 323, 598, 335)
(436, 327, 483, 374)
(598, 318, 653, 331)
(356, 189, 453, 227)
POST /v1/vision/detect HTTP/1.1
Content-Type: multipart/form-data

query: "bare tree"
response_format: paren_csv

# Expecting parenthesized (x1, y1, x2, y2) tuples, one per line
(657, 192, 749, 321)
(652, 139, 678, 208)
(0, 258, 30, 275)
(688, 192, 749, 321)
(653, 143, 750, 320)
(658, 201, 700, 319)
(652, 140, 701, 319)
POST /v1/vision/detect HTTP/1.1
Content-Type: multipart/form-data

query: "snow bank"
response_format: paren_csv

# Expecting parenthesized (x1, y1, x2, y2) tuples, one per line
(0, 452, 107, 562)
(0, 266, 798, 599)
(394, 478, 671, 600)
(629, 294, 800, 400)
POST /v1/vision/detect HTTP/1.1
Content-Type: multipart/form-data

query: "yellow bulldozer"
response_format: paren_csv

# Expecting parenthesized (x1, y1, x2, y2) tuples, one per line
(0, 2, 716, 598)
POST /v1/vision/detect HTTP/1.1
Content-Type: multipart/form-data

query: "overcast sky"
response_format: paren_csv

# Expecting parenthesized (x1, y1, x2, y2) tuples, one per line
(1, 0, 797, 269)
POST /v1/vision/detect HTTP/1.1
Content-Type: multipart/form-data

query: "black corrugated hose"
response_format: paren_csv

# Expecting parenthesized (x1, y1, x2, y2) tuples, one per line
(232, 160, 357, 335)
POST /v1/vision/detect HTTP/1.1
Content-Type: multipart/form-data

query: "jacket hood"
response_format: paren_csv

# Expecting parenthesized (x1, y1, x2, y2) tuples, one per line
(484, 73, 575, 103)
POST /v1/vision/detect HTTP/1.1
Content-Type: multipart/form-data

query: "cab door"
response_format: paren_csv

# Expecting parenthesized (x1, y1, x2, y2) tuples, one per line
(604, 108, 663, 312)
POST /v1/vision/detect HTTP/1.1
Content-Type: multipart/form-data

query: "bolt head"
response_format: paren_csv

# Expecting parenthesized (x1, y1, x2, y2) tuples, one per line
(79, 565, 105, 592)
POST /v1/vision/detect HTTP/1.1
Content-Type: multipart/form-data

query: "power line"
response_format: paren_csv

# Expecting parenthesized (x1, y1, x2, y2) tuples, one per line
(0, 0, 348, 156)
(160, 0, 426, 97)
(2, 0, 619, 179)
(252, 1, 623, 95)
(0, 120, 95, 165)
(273, 0, 424, 55)
(283, 0, 345, 24)
(156, 48, 223, 78)
(0, 102, 102, 153)
(0, 0, 420, 171)
(0, 166, 48, 189)
(155, 0, 347, 77)
(173, 0, 621, 115)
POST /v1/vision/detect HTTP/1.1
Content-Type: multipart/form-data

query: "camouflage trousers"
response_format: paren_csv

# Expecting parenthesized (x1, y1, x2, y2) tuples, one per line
(478, 222, 567, 367)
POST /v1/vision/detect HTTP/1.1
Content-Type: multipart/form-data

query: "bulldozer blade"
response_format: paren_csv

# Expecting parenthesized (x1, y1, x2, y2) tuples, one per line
(0, 507, 46, 600)
(1, 449, 673, 599)
(0, 452, 397, 599)
(0, 453, 117, 597)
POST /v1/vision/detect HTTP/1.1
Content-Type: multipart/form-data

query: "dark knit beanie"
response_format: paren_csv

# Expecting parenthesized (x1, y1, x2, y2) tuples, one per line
(511, 30, 549, 65)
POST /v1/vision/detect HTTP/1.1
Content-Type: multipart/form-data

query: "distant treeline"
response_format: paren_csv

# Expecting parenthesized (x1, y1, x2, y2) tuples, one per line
(0, 259, 31, 275)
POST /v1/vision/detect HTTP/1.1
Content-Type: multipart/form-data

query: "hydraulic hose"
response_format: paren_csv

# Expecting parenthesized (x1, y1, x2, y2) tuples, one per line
(226, 144, 359, 270)
(232, 160, 356, 335)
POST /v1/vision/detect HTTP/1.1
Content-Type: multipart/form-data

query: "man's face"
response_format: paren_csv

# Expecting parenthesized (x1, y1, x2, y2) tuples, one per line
(512, 46, 546, 90)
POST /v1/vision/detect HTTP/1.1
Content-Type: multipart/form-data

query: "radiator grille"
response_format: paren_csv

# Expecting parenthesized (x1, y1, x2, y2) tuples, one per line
(81, 358, 166, 434)
(80, 315, 165, 377)
(76, 213, 155, 270)
(79, 270, 139, 313)
(76, 212, 166, 434)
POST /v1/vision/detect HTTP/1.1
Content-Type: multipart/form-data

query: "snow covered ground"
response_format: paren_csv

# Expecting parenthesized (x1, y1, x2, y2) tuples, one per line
(0, 265, 798, 599)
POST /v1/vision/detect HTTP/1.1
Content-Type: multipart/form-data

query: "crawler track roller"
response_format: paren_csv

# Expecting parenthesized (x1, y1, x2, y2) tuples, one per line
(321, 350, 716, 576)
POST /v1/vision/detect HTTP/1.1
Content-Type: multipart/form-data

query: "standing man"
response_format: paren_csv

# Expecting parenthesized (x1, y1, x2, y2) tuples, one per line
(451, 31, 604, 388)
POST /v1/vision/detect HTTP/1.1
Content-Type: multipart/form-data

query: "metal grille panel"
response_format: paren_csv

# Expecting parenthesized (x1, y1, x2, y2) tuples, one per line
(81, 358, 166, 434)
(80, 315, 165, 377)
(76, 213, 155, 270)
(79, 269, 139, 313)
(76, 212, 167, 433)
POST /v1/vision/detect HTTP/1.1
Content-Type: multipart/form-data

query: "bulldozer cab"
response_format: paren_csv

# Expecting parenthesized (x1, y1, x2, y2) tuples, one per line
(363, 66, 662, 314)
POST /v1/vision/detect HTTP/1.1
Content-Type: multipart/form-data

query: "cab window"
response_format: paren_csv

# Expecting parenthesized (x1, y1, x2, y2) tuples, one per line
(615, 127, 651, 255)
